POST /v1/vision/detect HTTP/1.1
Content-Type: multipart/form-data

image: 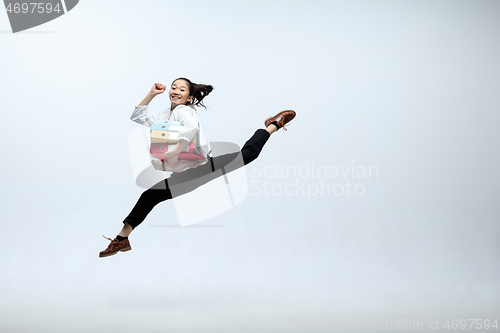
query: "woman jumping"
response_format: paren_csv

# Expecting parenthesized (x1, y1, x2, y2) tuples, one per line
(99, 78, 296, 257)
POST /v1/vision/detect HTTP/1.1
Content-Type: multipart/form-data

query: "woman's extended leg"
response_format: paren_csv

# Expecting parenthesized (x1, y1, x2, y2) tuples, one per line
(122, 179, 173, 230)
(98, 179, 173, 257)
(241, 127, 273, 164)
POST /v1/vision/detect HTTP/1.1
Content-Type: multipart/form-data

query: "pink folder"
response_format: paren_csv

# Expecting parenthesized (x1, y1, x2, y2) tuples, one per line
(150, 143, 204, 161)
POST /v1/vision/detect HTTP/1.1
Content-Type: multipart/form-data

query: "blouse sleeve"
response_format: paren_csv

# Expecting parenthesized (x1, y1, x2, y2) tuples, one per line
(175, 106, 199, 143)
(130, 105, 159, 127)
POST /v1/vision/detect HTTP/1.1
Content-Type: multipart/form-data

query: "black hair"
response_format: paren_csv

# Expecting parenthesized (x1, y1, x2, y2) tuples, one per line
(172, 77, 214, 109)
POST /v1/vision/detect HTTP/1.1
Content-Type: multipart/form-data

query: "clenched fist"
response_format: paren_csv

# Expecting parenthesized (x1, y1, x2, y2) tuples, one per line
(151, 83, 166, 95)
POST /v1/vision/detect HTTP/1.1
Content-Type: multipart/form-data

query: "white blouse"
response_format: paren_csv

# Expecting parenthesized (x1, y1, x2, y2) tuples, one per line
(130, 104, 210, 173)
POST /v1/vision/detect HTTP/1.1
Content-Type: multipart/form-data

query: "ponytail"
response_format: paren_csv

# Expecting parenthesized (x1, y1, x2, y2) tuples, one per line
(172, 77, 213, 109)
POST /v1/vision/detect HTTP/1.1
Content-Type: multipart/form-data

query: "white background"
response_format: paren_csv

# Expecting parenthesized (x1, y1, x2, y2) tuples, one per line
(0, 0, 499, 332)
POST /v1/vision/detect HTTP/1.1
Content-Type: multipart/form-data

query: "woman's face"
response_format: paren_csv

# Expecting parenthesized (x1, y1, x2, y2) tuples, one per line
(169, 79, 193, 106)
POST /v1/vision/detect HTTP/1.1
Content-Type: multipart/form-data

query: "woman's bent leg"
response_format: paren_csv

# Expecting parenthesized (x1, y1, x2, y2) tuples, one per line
(123, 179, 172, 229)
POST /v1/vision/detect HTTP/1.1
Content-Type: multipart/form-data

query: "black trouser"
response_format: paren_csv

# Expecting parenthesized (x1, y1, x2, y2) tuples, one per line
(123, 129, 270, 229)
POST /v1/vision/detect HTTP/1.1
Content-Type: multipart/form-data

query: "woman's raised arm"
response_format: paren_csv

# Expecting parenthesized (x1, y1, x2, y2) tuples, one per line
(138, 83, 166, 106)
(131, 83, 167, 126)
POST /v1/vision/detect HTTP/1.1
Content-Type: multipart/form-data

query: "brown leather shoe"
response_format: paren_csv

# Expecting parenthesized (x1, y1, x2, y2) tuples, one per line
(99, 235, 132, 258)
(264, 110, 296, 131)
